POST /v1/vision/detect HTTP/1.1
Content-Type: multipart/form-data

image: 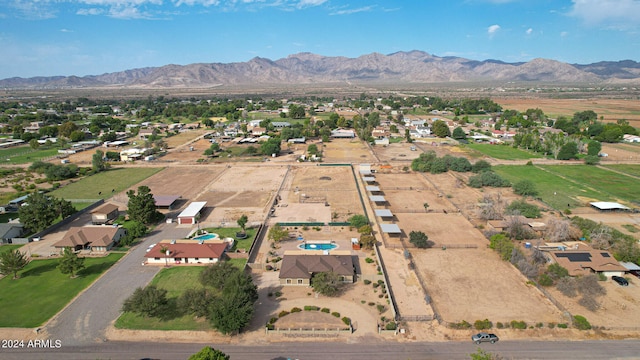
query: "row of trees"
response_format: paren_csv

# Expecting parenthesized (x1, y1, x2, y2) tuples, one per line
(122, 262, 258, 334)
(0, 246, 85, 280)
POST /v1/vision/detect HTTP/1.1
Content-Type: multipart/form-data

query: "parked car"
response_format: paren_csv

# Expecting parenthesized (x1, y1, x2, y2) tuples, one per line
(612, 276, 629, 286)
(472, 332, 499, 344)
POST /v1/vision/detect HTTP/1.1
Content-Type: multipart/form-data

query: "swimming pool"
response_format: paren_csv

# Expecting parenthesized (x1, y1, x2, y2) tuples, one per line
(298, 242, 338, 251)
(193, 233, 219, 241)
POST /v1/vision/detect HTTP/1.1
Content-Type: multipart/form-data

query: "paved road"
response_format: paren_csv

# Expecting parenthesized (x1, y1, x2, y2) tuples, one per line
(43, 222, 193, 346)
(2, 339, 640, 360)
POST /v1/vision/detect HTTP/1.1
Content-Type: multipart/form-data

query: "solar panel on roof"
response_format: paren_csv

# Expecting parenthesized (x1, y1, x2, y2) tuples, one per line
(555, 253, 591, 262)
(601, 252, 610, 257)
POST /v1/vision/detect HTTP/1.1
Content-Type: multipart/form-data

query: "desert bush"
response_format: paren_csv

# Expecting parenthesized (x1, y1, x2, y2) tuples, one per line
(578, 296, 600, 312)
(269, 317, 278, 324)
(321, 308, 330, 313)
(304, 305, 319, 311)
(290, 307, 302, 313)
(538, 274, 554, 287)
(385, 322, 397, 330)
(365, 257, 374, 263)
(557, 323, 568, 329)
(342, 317, 351, 326)
(376, 304, 386, 313)
(278, 310, 290, 318)
(510, 320, 527, 329)
(548, 322, 556, 329)
(496, 322, 504, 329)
(474, 319, 493, 330)
(573, 315, 592, 330)
(449, 320, 472, 329)
(577, 274, 606, 297)
(331, 311, 340, 318)
(536, 322, 544, 328)
(556, 277, 578, 297)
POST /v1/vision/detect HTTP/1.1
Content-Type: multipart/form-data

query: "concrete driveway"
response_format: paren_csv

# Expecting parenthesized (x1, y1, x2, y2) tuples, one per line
(43, 221, 193, 346)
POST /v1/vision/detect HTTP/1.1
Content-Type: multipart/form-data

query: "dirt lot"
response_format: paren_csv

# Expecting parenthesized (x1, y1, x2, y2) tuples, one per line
(372, 143, 421, 163)
(600, 143, 640, 162)
(194, 165, 288, 225)
(161, 137, 211, 162)
(284, 166, 362, 222)
(414, 248, 565, 324)
(545, 278, 640, 328)
(323, 139, 375, 163)
(494, 98, 640, 127)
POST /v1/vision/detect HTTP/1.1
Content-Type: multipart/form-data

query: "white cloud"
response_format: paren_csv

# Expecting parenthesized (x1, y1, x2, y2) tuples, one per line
(487, 24, 501, 37)
(526, 27, 533, 35)
(296, 0, 327, 8)
(560, 31, 569, 38)
(60, 28, 73, 32)
(330, 6, 373, 15)
(77, 8, 104, 15)
(569, 0, 640, 29)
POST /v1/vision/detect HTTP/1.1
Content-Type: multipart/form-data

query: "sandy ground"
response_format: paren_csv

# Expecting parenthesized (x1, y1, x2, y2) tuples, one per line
(600, 143, 640, 162)
(323, 139, 375, 163)
(373, 142, 421, 163)
(284, 166, 362, 222)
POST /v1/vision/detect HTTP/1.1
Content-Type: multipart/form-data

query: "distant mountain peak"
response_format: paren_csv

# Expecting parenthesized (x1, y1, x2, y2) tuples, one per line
(1, 52, 638, 89)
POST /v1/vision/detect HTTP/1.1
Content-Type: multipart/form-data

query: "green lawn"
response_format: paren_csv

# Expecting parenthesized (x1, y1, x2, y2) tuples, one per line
(115, 266, 211, 331)
(49, 167, 163, 200)
(201, 227, 256, 251)
(466, 143, 541, 160)
(0, 244, 23, 256)
(540, 165, 640, 203)
(604, 164, 640, 178)
(227, 257, 247, 269)
(0, 253, 124, 327)
(0, 146, 61, 165)
(493, 165, 603, 210)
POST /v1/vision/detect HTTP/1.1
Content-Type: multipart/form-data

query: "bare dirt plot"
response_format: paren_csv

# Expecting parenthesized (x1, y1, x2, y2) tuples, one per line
(284, 166, 362, 221)
(395, 213, 485, 247)
(601, 143, 640, 162)
(164, 129, 207, 149)
(196, 165, 288, 224)
(570, 212, 640, 239)
(372, 143, 421, 163)
(494, 98, 640, 127)
(110, 166, 227, 208)
(322, 139, 375, 163)
(413, 248, 565, 324)
(161, 138, 211, 162)
(545, 280, 640, 328)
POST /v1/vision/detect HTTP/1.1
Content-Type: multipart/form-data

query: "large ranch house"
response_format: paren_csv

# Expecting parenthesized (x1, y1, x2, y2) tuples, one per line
(278, 252, 356, 286)
(144, 241, 228, 265)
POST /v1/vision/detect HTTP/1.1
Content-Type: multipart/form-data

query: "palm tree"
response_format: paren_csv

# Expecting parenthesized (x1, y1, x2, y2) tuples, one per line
(159, 245, 170, 267)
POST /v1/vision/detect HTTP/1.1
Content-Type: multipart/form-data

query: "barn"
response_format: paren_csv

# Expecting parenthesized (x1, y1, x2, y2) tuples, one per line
(176, 201, 207, 225)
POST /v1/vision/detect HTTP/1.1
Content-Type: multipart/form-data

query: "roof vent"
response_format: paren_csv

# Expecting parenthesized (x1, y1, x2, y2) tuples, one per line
(170, 239, 176, 244)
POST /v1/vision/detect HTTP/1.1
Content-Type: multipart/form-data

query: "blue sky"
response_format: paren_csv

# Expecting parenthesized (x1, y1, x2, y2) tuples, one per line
(1, 0, 640, 79)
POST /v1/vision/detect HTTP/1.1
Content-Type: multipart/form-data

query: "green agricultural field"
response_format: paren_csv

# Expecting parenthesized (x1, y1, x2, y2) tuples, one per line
(466, 143, 541, 160)
(540, 165, 640, 204)
(0, 253, 124, 327)
(49, 167, 162, 200)
(604, 164, 640, 178)
(494, 165, 603, 210)
(0, 146, 61, 165)
(115, 266, 211, 331)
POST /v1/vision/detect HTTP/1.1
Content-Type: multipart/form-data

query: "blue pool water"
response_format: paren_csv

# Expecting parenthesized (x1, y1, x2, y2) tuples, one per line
(193, 233, 219, 240)
(299, 242, 337, 250)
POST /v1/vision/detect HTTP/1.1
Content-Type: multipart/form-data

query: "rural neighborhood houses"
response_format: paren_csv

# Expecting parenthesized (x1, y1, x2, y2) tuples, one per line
(53, 226, 127, 252)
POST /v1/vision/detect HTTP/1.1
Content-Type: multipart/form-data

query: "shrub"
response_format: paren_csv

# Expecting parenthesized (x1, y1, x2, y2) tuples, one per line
(449, 320, 472, 329)
(468, 171, 510, 188)
(368, 302, 375, 306)
(548, 322, 556, 329)
(536, 322, 544, 328)
(278, 310, 289, 318)
(505, 200, 541, 218)
(269, 317, 278, 324)
(573, 315, 592, 330)
(538, 274, 554, 287)
(474, 319, 492, 330)
(510, 320, 527, 329)
(290, 307, 302, 313)
(341, 317, 351, 326)
(578, 296, 600, 312)
(385, 322, 397, 330)
(321, 308, 330, 313)
(266, 323, 274, 330)
(557, 323, 568, 329)
(364, 279, 372, 285)
(304, 305, 319, 311)
(275, 291, 282, 297)
(331, 311, 340, 318)
(376, 304, 386, 313)
(556, 277, 578, 297)
(513, 180, 539, 197)
(365, 257, 374, 263)
(496, 322, 504, 329)
(372, 282, 379, 288)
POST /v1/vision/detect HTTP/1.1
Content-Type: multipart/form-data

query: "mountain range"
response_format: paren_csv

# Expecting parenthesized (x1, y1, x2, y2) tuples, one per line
(2, 51, 640, 89)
